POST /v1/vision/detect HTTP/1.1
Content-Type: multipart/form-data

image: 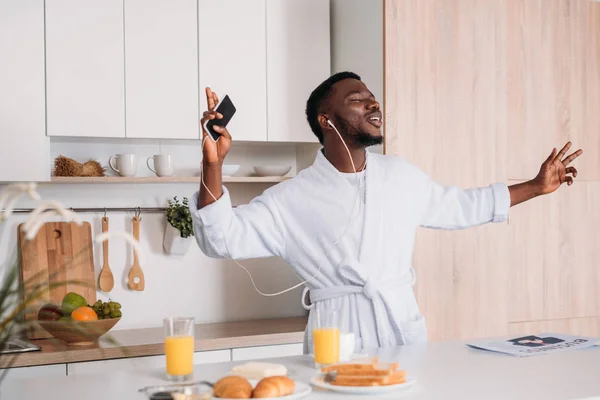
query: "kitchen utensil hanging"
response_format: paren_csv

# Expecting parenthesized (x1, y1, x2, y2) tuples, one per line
(98, 213, 115, 292)
(127, 212, 145, 291)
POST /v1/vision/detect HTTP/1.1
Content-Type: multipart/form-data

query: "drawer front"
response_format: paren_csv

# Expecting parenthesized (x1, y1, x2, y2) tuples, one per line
(67, 349, 231, 375)
(232, 343, 303, 361)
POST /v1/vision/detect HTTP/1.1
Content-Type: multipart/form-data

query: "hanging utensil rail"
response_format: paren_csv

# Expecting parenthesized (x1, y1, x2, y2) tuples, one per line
(4, 207, 168, 214)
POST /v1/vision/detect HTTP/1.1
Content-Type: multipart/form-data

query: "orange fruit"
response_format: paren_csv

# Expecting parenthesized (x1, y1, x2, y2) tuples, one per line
(71, 306, 98, 321)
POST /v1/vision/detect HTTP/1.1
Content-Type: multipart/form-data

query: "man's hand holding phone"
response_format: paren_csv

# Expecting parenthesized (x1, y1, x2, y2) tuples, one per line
(201, 87, 233, 164)
(199, 87, 233, 208)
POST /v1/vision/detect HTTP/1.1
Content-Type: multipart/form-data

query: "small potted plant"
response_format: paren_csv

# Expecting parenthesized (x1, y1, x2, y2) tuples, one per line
(163, 196, 194, 255)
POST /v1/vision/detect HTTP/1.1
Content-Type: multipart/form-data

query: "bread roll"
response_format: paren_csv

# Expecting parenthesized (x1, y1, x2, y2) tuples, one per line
(252, 376, 295, 398)
(212, 376, 253, 399)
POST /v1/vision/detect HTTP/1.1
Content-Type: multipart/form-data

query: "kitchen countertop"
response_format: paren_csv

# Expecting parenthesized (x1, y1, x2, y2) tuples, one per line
(4, 339, 600, 399)
(0, 317, 307, 369)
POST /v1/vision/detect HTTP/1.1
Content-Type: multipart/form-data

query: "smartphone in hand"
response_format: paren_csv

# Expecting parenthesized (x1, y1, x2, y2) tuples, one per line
(204, 95, 236, 142)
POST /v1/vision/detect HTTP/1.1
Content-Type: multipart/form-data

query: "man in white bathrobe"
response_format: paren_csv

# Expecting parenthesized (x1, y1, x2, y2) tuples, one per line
(190, 72, 583, 352)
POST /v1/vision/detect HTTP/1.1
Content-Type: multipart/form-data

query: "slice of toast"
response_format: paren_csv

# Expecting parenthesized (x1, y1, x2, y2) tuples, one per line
(320, 357, 379, 373)
(334, 362, 400, 376)
(321, 358, 399, 376)
(331, 370, 407, 387)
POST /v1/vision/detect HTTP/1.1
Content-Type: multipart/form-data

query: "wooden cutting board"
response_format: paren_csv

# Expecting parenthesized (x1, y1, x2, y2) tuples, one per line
(18, 222, 97, 339)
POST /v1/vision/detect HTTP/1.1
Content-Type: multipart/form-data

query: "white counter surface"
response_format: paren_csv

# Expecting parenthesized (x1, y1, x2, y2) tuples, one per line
(4, 340, 600, 400)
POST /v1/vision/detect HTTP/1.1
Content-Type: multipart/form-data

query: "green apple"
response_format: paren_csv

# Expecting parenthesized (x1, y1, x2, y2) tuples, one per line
(61, 292, 87, 315)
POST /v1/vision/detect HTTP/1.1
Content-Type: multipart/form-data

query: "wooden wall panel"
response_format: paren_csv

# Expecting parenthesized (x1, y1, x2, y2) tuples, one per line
(413, 227, 510, 342)
(508, 182, 600, 323)
(385, 0, 600, 341)
(506, 0, 600, 181)
(509, 317, 600, 338)
(384, 0, 507, 187)
(384, 0, 509, 342)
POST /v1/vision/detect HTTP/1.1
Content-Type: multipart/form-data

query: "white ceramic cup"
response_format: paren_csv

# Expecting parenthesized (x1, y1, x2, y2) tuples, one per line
(340, 332, 355, 361)
(109, 154, 138, 177)
(147, 154, 174, 177)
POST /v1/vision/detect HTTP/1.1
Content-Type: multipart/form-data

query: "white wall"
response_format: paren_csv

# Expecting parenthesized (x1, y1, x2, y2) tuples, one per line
(330, 0, 383, 105)
(330, 0, 384, 154)
(1, 139, 308, 330)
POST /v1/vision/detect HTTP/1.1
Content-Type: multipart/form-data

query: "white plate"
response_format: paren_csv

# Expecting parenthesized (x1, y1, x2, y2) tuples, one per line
(212, 380, 311, 400)
(310, 375, 416, 395)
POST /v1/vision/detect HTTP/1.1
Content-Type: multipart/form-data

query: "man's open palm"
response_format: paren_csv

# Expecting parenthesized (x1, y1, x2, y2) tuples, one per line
(534, 142, 583, 195)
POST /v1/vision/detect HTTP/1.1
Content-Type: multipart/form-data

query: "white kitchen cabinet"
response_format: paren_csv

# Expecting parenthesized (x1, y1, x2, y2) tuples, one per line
(0, 364, 66, 395)
(125, 0, 199, 139)
(231, 343, 304, 362)
(192, 349, 231, 364)
(266, 0, 330, 143)
(0, 0, 50, 182)
(198, 0, 268, 142)
(67, 349, 230, 375)
(45, 0, 125, 138)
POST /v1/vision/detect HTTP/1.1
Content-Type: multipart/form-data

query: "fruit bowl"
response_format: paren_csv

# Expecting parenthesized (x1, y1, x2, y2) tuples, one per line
(37, 318, 121, 346)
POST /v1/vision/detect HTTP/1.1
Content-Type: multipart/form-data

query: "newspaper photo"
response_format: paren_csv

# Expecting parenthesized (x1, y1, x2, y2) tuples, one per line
(466, 333, 600, 357)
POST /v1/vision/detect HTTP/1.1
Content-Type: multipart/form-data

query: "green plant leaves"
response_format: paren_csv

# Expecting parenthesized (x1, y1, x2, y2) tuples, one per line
(166, 196, 194, 239)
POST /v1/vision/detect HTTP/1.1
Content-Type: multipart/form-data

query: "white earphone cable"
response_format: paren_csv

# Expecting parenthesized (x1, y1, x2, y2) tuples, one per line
(327, 120, 364, 245)
(200, 119, 363, 297)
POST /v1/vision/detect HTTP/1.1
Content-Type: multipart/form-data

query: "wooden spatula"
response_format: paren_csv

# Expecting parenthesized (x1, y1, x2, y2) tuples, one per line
(128, 216, 145, 291)
(98, 217, 115, 292)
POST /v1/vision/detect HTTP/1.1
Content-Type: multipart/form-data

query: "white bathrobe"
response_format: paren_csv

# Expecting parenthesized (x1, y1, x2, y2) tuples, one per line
(189, 149, 510, 352)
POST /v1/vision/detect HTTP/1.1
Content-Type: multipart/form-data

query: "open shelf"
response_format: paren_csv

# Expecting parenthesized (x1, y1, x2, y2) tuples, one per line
(49, 176, 290, 184)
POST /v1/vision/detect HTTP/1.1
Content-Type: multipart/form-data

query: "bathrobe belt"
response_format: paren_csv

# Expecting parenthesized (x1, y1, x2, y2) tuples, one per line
(302, 259, 416, 348)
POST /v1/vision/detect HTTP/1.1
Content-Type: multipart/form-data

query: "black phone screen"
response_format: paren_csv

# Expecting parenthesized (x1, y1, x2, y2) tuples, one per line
(205, 95, 236, 141)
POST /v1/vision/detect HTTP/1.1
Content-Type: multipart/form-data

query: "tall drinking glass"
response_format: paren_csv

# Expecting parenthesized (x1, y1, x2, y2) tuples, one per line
(164, 317, 194, 381)
(312, 308, 340, 369)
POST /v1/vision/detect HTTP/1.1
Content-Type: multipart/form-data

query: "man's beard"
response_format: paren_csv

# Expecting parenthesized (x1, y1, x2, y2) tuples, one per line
(336, 118, 384, 147)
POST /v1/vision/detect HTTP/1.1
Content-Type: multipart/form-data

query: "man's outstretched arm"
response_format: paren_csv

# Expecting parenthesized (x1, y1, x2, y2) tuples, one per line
(419, 142, 582, 230)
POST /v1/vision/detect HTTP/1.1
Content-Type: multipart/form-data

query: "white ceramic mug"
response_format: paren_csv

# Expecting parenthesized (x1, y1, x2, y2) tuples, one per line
(339, 332, 355, 362)
(109, 154, 138, 177)
(339, 332, 356, 361)
(147, 154, 174, 177)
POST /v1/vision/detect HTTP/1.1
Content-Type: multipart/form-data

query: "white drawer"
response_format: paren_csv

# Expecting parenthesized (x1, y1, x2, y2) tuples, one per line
(231, 343, 304, 361)
(67, 349, 231, 376)
(0, 364, 67, 396)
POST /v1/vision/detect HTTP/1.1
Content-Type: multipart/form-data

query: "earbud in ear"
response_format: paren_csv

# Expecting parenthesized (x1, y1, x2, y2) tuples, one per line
(327, 119, 334, 127)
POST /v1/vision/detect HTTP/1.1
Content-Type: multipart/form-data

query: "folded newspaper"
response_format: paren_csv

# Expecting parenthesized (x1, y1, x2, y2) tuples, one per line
(467, 333, 600, 357)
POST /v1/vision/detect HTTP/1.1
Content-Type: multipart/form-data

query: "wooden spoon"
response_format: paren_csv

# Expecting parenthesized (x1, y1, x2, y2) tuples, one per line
(128, 216, 145, 291)
(98, 216, 115, 292)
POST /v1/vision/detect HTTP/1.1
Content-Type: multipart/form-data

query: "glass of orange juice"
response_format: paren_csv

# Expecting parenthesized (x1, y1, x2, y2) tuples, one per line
(164, 317, 195, 381)
(312, 308, 340, 368)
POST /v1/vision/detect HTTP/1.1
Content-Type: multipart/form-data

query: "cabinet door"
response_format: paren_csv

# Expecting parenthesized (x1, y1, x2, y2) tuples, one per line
(266, 0, 330, 143)
(45, 0, 125, 138)
(0, 0, 49, 182)
(231, 343, 303, 362)
(67, 350, 231, 375)
(198, 0, 267, 142)
(0, 364, 66, 396)
(125, 0, 199, 139)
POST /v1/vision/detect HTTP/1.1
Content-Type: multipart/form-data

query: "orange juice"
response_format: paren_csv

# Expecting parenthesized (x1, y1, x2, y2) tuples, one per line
(313, 327, 340, 365)
(165, 335, 194, 376)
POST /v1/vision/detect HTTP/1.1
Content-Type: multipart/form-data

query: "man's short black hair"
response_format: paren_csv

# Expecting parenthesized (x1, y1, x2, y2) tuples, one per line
(305, 71, 361, 144)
